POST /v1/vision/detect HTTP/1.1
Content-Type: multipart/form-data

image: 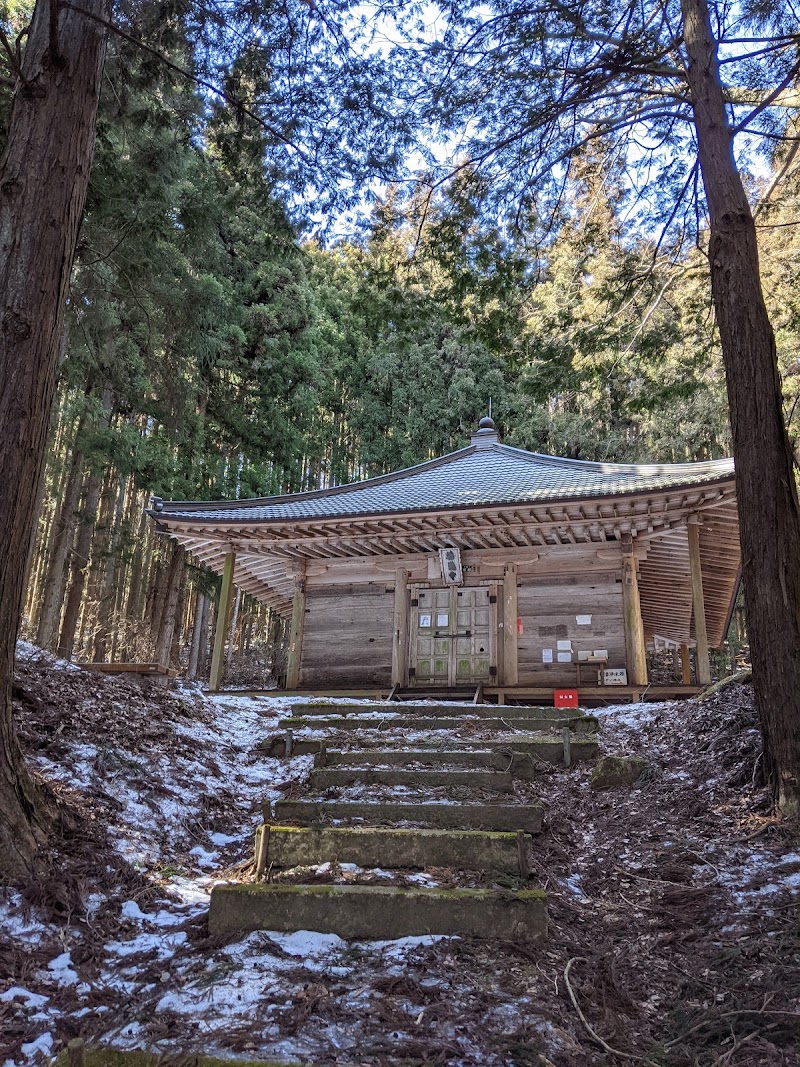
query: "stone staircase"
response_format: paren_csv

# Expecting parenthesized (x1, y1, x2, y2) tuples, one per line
(209, 700, 600, 943)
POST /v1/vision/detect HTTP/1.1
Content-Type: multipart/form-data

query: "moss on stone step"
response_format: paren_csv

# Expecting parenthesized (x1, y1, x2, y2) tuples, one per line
(590, 755, 648, 789)
(272, 798, 544, 833)
(258, 824, 533, 872)
(209, 882, 547, 941)
(55, 1047, 301, 1067)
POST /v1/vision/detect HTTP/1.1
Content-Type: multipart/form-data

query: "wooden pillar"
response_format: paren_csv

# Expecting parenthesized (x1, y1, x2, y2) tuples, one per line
(209, 550, 236, 693)
(285, 566, 307, 691)
(391, 568, 409, 688)
(688, 519, 711, 685)
(503, 563, 518, 687)
(680, 642, 692, 685)
(621, 539, 648, 686)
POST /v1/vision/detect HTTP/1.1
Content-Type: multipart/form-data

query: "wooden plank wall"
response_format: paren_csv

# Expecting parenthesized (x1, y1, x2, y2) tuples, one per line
(516, 571, 626, 686)
(300, 584, 394, 687)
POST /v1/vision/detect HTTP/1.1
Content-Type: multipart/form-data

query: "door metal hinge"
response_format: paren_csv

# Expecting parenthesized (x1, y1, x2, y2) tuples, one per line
(411, 598, 419, 607)
(408, 667, 416, 677)
(489, 595, 498, 604)
(489, 666, 498, 676)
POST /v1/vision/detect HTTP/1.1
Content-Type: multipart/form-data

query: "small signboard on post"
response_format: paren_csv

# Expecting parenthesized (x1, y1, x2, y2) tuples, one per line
(439, 546, 463, 585)
(603, 668, 628, 686)
(554, 688, 579, 708)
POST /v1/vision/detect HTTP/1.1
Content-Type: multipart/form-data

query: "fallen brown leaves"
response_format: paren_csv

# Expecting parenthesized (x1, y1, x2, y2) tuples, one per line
(4, 653, 799, 1067)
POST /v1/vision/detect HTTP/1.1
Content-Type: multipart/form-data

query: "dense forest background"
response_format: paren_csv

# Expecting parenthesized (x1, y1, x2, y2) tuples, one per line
(11, 6, 800, 685)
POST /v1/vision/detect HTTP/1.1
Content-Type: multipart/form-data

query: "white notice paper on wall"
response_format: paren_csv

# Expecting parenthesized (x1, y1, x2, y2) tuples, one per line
(557, 651, 573, 663)
(593, 649, 609, 659)
(542, 648, 553, 664)
(576, 614, 592, 626)
(557, 640, 572, 651)
(577, 650, 591, 661)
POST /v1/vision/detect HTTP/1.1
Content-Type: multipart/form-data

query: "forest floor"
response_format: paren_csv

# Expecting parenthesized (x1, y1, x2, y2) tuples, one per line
(2, 645, 799, 1067)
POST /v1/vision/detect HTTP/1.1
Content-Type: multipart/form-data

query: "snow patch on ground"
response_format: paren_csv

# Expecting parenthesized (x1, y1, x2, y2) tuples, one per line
(593, 701, 662, 729)
(5, 669, 799, 1066)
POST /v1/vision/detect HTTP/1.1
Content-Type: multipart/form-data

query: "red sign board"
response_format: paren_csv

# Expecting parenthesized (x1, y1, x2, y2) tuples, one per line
(554, 688, 579, 709)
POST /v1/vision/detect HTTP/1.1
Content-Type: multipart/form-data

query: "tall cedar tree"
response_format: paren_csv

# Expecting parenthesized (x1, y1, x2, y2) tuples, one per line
(683, 0, 800, 815)
(0, 0, 109, 877)
(1, 0, 798, 880)
(393, 0, 800, 815)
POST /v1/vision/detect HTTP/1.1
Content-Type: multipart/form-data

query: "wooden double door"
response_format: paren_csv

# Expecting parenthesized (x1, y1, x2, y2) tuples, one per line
(411, 585, 496, 686)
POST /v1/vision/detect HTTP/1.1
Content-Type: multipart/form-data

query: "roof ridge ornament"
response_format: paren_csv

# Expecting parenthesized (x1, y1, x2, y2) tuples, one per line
(471, 414, 500, 448)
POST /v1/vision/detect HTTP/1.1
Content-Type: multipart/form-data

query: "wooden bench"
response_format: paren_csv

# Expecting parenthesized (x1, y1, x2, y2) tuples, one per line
(79, 662, 179, 683)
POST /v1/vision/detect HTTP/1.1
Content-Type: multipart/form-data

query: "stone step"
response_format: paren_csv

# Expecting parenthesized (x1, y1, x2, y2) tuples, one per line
(307, 766, 515, 792)
(258, 733, 599, 761)
(257, 824, 532, 873)
(314, 748, 542, 783)
(444, 735, 599, 754)
(209, 882, 547, 941)
(318, 748, 510, 769)
(316, 739, 597, 771)
(56, 1047, 300, 1067)
(272, 798, 544, 833)
(259, 735, 322, 757)
(278, 714, 597, 734)
(292, 701, 575, 718)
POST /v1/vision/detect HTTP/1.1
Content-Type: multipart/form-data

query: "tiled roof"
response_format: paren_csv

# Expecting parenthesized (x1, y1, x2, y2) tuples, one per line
(154, 441, 735, 524)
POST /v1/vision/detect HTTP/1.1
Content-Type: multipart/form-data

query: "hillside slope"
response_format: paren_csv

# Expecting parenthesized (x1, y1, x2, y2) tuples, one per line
(2, 646, 798, 1067)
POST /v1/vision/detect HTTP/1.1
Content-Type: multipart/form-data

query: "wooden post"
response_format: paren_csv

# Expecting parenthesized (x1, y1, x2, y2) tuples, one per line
(285, 568, 306, 690)
(391, 568, 409, 688)
(67, 1038, 86, 1067)
(680, 642, 692, 685)
(502, 563, 519, 687)
(208, 550, 236, 693)
(254, 824, 269, 880)
(688, 519, 712, 685)
(561, 726, 572, 768)
(621, 538, 648, 686)
(517, 829, 530, 879)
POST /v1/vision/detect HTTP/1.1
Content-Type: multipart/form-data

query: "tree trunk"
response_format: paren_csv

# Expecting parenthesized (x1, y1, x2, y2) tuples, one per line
(24, 430, 58, 630)
(187, 591, 205, 680)
(110, 478, 140, 661)
(154, 543, 186, 668)
(683, 0, 800, 816)
(94, 474, 126, 661)
(124, 502, 150, 636)
(197, 593, 211, 679)
(226, 588, 242, 669)
(57, 470, 102, 661)
(0, 0, 109, 879)
(36, 444, 85, 650)
(169, 567, 188, 668)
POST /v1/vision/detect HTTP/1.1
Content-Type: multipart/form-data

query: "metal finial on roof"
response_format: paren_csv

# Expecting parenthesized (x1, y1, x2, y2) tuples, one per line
(472, 414, 500, 448)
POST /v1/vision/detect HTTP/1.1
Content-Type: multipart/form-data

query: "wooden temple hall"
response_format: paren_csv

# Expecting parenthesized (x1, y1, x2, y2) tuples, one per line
(148, 418, 742, 702)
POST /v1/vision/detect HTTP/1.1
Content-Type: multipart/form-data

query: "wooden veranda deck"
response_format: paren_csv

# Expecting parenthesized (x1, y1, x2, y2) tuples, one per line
(218, 684, 702, 707)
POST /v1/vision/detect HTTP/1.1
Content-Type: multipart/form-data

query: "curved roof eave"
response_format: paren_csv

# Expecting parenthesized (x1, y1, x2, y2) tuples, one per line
(150, 470, 737, 530)
(152, 443, 736, 515)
